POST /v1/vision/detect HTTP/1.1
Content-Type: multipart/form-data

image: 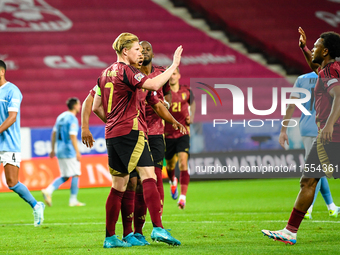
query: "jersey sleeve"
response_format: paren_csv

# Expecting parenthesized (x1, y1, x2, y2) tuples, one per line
(69, 117, 79, 136)
(291, 76, 302, 98)
(163, 81, 171, 95)
(123, 65, 148, 89)
(7, 87, 22, 112)
(325, 67, 340, 93)
(146, 91, 160, 106)
(90, 85, 97, 97)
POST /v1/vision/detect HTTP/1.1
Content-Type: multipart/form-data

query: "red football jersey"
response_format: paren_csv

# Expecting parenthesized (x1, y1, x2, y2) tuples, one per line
(145, 65, 170, 135)
(97, 62, 148, 139)
(315, 61, 340, 142)
(138, 87, 159, 135)
(164, 85, 193, 139)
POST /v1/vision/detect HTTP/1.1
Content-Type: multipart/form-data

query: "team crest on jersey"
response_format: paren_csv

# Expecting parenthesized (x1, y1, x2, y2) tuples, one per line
(182, 93, 187, 100)
(327, 78, 338, 87)
(0, 0, 72, 32)
(134, 73, 145, 82)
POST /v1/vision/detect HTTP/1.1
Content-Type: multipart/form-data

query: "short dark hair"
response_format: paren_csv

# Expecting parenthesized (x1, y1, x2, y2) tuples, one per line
(66, 97, 79, 110)
(0, 60, 6, 71)
(320, 32, 340, 59)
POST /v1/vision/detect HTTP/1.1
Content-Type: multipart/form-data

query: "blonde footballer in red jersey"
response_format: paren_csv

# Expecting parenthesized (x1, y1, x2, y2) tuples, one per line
(92, 33, 183, 248)
(164, 67, 195, 209)
(262, 28, 340, 245)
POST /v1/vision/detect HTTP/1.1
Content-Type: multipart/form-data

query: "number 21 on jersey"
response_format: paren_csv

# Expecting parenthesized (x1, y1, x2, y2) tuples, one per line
(172, 102, 181, 112)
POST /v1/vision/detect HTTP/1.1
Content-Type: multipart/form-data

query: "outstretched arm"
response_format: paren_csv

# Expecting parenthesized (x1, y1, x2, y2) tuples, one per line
(151, 101, 186, 134)
(142, 46, 183, 91)
(298, 27, 319, 74)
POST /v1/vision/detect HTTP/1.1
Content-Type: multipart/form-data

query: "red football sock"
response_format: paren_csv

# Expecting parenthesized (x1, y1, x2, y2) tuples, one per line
(286, 207, 306, 233)
(121, 190, 135, 237)
(167, 168, 175, 182)
(142, 178, 163, 228)
(180, 170, 190, 196)
(105, 188, 124, 237)
(155, 167, 164, 213)
(134, 192, 147, 235)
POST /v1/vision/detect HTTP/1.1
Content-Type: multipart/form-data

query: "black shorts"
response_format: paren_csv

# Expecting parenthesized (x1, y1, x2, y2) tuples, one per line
(302, 137, 340, 179)
(106, 130, 153, 176)
(130, 169, 138, 178)
(148, 134, 165, 169)
(165, 135, 190, 160)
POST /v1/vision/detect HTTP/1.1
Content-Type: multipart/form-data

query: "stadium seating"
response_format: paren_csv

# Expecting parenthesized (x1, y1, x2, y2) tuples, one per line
(1, 0, 281, 127)
(176, 0, 340, 74)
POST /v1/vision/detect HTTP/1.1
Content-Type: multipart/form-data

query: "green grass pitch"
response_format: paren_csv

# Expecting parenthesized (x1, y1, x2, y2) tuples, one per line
(1, 178, 340, 254)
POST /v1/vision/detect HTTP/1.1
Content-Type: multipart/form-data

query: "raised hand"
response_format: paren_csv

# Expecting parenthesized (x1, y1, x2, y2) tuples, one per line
(298, 27, 307, 48)
(173, 45, 183, 67)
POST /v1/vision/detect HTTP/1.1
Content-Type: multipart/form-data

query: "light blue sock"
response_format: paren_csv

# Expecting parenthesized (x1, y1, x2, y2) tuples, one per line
(320, 176, 333, 205)
(52, 177, 68, 190)
(9, 182, 37, 209)
(311, 178, 322, 206)
(70, 176, 79, 196)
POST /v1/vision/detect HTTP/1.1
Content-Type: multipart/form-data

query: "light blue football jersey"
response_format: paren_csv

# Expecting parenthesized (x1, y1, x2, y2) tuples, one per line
(291, 72, 318, 137)
(53, 111, 79, 158)
(0, 82, 22, 152)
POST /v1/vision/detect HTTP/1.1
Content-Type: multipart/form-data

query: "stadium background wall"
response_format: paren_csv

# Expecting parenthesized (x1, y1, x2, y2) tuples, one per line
(0, 127, 305, 192)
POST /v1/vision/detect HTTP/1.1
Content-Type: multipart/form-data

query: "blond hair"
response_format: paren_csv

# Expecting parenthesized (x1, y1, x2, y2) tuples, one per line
(112, 33, 139, 55)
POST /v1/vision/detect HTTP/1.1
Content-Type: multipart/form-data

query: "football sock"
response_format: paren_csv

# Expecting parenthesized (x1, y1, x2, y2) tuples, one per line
(33, 203, 41, 210)
(121, 190, 135, 237)
(70, 176, 79, 196)
(105, 188, 124, 237)
(9, 182, 37, 209)
(47, 177, 68, 194)
(286, 207, 306, 233)
(327, 202, 337, 211)
(179, 194, 186, 201)
(307, 205, 313, 214)
(180, 170, 190, 196)
(319, 177, 334, 207)
(167, 168, 175, 183)
(282, 227, 297, 237)
(134, 192, 147, 234)
(155, 167, 164, 212)
(142, 178, 163, 228)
